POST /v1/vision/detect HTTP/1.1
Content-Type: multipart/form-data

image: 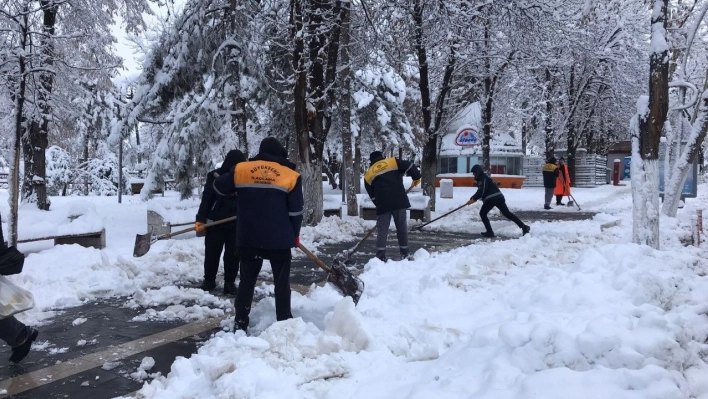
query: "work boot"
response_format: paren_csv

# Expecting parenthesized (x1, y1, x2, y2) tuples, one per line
(234, 317, 248, 333)
(480, 231, 496, 238)
(522, 225, 531, 236)
(375, 250, 386, 262)
(223, 281, 237, 296)
(200, 280, 216, 291)
(556, 202, 565, 206)
(400, 248, 413, 261)
(9, 328, 38, 364)
(544, 205, 552, 210)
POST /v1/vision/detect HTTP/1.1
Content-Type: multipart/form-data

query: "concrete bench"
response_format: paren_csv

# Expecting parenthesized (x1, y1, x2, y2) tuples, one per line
(130, 180, 164, 196)
(14, 229, 106, 249)
(358, 195, 431, 222)
(408, 195, 431, 222)
(323, 195, 342, 218)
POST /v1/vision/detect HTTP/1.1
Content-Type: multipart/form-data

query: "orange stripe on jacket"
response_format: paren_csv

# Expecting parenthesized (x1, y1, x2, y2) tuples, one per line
(233, 160, 300, 192)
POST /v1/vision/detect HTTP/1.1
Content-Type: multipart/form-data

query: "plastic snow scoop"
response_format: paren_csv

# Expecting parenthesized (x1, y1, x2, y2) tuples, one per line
(298, 243, 364, 305)
(412, 202, 469, 231)
(558, 173, 581, 211)
(334, 184, 417, 266)
(133, 216, 237, 258)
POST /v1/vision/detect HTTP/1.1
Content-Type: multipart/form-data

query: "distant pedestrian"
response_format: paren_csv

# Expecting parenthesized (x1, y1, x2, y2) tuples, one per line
(214, 137, 303, 333)
(0, 215, 38, 363)
(542, 156, 560, 210)
(555, 157, 571, 206)
(466, 165, 530, 237)
(195, 150, 247, 295)
(364, 151, 421, 261)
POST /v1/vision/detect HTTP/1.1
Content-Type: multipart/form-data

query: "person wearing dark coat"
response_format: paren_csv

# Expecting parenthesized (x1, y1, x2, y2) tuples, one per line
(213, 137, 303, 333)
(195, 149, 247, 295)
(0, 215, 39, 363)
(364, 151, 421, 261)
(466, 165, 530, 238)
(542, 156, 560, 210)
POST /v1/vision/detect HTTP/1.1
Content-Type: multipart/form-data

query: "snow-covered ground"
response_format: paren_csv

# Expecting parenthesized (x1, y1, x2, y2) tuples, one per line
(2, 179, 708, 398)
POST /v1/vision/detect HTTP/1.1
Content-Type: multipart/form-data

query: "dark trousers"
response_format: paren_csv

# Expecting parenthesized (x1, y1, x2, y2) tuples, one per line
(480, 196, 525, 234)
(556, 195, 564, 204)
(0, 316, 29, 347)
(235, 250, 292, 330)
(375, 209, 408, 254)
(204, 222, 239, 283)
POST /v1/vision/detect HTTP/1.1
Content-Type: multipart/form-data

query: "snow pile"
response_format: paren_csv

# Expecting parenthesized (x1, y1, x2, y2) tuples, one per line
(131, 356, 157, 381)
(146, 198, 200, 224)
(0, 200, 105, 240)
(123, 214, 708, 398)
(125, 286, 233, 322)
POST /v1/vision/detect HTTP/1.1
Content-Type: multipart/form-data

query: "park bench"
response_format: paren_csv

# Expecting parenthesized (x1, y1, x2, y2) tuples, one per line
(358, 194, 431, 222)
(323, 195, 342, 218)
(2, 202, 106, 249)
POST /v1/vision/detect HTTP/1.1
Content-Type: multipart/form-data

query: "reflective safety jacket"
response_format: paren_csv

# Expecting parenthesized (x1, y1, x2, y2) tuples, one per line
(364, 157, 421, 215)
(542, 163, 559, 189)
(214, 153, 303, 250)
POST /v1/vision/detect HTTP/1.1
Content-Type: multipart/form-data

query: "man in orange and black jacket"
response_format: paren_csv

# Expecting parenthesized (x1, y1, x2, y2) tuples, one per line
(542, 157, 560, 210)
(214, 137, 303, 333)
(364, 151, 421, 261)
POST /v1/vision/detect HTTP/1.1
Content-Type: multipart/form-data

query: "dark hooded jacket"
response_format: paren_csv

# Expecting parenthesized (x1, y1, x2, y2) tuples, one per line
(542, 157, 559, 189)
(196, 149, 247, 223)
(470, 165, 503, 202)
(214, 138, 304, 251)
(364, 151, 421, 214)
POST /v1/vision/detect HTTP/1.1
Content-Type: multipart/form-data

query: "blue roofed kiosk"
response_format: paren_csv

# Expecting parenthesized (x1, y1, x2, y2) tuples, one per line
(435, 102, 525, 188)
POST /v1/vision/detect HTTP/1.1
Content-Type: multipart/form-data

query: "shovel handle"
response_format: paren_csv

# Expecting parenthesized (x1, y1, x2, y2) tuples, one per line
(414, 203, 469, 230)
(298, 243, 332, 273)
(161, 216, 238, 240)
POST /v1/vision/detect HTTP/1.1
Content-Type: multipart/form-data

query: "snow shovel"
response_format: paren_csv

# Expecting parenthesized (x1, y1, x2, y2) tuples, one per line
(298, 243, 364, 305)
(558, 174, 581, 211)
(133, 216, 237, 258)
(334, 184, 417, 266)
(413, 202, 469, 231)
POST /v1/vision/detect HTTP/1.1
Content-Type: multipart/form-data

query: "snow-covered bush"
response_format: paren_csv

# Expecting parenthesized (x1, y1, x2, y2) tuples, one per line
(45, 146, 74, 196)
(76, 157, 130, 196)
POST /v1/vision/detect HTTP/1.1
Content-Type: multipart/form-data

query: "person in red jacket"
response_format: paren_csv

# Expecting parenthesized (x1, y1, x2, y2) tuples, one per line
(554, 157, 571, 206)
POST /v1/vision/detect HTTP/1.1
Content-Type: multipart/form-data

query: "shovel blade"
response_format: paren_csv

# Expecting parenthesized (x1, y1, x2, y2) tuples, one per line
(329, 258, 365, 305)
(133, 232, 153, 257)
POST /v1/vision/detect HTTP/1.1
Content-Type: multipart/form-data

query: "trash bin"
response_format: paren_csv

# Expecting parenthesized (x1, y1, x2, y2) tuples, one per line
(440, 179, 453, 199)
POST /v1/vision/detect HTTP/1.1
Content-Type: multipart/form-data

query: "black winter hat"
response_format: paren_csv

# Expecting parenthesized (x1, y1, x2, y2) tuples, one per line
(548, 156, 557, 164)
(259, 137, 288, 158)
(220, 149, 247, 172)
(369, 151, 384, 163)
(470, 164, 484, 177)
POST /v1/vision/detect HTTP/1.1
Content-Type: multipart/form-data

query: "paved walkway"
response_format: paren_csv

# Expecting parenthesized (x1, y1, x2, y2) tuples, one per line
(0, 210, 596, 398)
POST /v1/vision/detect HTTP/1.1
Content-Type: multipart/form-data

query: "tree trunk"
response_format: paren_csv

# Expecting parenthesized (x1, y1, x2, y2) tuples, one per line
(662, 92, 708, 217)
(632, 0, 670, 249)
(9, 8, 29, 246)
(544, 68, 555, 159)
(339, 2, 357, 216)
(354, 136, 361, 194)
(413, 0, 436, 211)
(21, 1, 57, 211)
(521, 101, 529, 154)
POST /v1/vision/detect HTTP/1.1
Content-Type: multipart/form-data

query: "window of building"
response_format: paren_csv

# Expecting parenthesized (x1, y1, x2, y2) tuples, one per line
(439, 157, 458, 174)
